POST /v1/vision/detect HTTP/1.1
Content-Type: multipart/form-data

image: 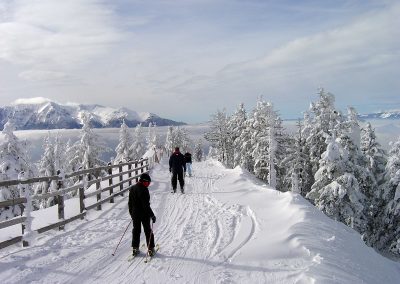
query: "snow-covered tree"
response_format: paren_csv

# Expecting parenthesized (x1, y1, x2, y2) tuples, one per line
(34, 132, 58, 208)
(307, 134, 368, 232)
(0, 120, 33, 220)
(194, 140, 204, 162)
(115, 120, 133, 163)
(130, 123, 146, 160)
(361, 122, 387, 185)
(68, 114, 108, 177)
(281, 120, 313, 195)
(375, 136, 400, 256)
(304, 89, 343, 179)
(146, 122, 158, 150)
(164, 126, 190, 154)
(165, 126, 174, 154)
(248, 99, 272, 181)
(204, 109, 233, 166)
(228, 103, 248, 168)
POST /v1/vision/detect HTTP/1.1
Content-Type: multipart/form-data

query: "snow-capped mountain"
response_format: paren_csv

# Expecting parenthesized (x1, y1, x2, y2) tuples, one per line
(0, 98, 185, 130)
(359, 110, 400, 120)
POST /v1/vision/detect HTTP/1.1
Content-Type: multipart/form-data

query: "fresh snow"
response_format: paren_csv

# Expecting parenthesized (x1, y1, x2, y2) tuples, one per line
(1, 157, 400, 283)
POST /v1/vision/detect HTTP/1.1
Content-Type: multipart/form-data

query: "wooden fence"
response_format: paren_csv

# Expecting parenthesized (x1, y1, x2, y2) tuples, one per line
(0, 158, 149, 249)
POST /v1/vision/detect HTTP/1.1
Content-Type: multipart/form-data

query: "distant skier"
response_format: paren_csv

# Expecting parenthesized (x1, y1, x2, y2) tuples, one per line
(128, 173, 156, 257)
(184, 151, 193, 177)
(169, 147, 186, 193)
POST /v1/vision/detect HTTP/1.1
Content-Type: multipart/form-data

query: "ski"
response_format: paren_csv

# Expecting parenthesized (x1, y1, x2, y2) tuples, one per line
(144, 244, 160, 263)
(128, 243, 145, 262)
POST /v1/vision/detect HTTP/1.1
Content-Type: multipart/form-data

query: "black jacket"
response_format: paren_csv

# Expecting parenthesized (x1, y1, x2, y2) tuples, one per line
(169, 150, 186, 172)
(128, 182, 155, 219)
(184, 152, 192, 163)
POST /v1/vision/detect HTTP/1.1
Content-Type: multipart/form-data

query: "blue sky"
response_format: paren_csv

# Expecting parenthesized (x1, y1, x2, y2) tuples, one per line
(0, 0, 399, 123)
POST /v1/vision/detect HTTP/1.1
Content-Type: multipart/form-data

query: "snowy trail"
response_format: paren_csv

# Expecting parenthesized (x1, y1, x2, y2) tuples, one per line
(1, 157, 400, 283)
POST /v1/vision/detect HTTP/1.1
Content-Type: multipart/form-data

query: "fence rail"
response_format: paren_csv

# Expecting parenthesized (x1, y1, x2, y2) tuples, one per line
(0, 158, 150, 249)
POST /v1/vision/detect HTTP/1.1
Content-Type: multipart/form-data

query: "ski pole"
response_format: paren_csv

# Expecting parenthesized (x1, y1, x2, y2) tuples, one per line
(145, 222, 155, 262)
(112, 220, 132, 256)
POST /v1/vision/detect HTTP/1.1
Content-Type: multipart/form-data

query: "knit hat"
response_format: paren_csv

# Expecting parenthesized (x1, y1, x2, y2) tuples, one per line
(139, 173, 151, 182)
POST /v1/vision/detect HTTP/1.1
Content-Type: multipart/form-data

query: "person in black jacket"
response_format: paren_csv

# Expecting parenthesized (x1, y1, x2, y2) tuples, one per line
(169, 147, 186, 193)
(128, 173, 156, 256)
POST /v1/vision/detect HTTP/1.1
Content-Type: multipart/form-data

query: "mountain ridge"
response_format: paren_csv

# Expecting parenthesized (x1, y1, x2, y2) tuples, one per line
(0, 98, 185, 130)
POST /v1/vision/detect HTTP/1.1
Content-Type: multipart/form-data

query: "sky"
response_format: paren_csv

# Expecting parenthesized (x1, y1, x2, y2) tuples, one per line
(0, 0, 399, 123)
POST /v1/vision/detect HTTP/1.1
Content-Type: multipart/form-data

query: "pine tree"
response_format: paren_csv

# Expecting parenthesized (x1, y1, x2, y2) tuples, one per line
(361, 122, 387, 185)
(115, 120, 133, 163)
(375, 136, 400, 256)
(228, 103, 247, 168)
(248, 98, 273, 181)
(304, 88, 343, 180)
(34, 132, 57, 208)
(68, 114, 108, 179)
(204, 109, 233, 166)
(307, 134, 368, 232)
(194, 140, 204, 162)
(281, 120, 312, 195)
(0, 120, 33, 220)
(130, 123, 146, 161)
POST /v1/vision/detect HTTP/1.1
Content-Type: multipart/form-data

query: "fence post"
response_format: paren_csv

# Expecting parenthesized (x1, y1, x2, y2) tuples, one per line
(78, 172, 85, 219)
(57, 170, 65, 230)
(96, 179, 102, 211)
(135, 161, 139, 182)
(128, 162, 132, 186)
(19, 171, 32, 247)
(119, 162, 123, 195)
(108, 162, 114, 203)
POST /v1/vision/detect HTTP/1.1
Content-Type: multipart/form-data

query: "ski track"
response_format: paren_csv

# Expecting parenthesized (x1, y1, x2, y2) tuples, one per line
(1, 158, 305, 283)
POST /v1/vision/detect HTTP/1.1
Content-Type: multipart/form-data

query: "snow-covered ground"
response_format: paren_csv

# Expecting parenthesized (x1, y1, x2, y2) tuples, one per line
(1, 157, 399, 283)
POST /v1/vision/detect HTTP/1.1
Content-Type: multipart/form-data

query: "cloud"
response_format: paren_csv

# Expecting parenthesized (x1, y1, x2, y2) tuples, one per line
(0, 0, 124, 81)
(11, 97, 52, 105)
(223, 2, 400, 78)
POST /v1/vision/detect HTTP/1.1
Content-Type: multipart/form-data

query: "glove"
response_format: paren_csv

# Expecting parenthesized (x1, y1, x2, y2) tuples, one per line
(151, 216, 156, 223)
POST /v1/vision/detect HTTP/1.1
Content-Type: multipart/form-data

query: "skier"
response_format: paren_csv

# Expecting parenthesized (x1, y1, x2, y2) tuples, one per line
(169, 147, 186, 193)
(128, 173, 156, 257)
(184, 151, 193, 177)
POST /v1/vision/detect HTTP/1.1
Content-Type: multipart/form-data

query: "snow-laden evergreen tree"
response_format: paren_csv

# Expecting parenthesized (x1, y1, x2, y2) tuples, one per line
(228, 103, 248, 168)
(236, 119, 254, 173)
(304, 89, 343, 183)
(165, 126, 191, 153)
(307, 134, 368, 232)
(115, 120, 133, 163)
(281, 120, 312, 195)
(146, 122, 158, 150)
(68, 114, 108, 179)
(165, 126, 174, 154)
(361, 122, 387, 185)
(247, 98, 273, 181)
(375, 136, 400, 256)
(204, 109, 233, 166)
(34, 132, 57, 208)
(0, 120, 33, 220)
(338, 108, 376, 199)
(194, 140, 204, 162)
(130, 123, 146, 161)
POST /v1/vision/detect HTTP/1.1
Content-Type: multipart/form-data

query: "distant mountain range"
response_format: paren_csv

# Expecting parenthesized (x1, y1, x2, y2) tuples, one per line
(0, 98, 185, 130)
(358, 110, 400, 120)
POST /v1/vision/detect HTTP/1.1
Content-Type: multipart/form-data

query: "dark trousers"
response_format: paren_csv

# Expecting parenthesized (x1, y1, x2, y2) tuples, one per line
(132, 216, 155, 249)
(171, 170, 184, 189)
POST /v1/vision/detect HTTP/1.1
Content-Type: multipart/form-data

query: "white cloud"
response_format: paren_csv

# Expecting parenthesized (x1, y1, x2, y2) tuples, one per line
(223, 2, 400, 78)
(11, 97, 52, 105)
(0, 0, 124, 81)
